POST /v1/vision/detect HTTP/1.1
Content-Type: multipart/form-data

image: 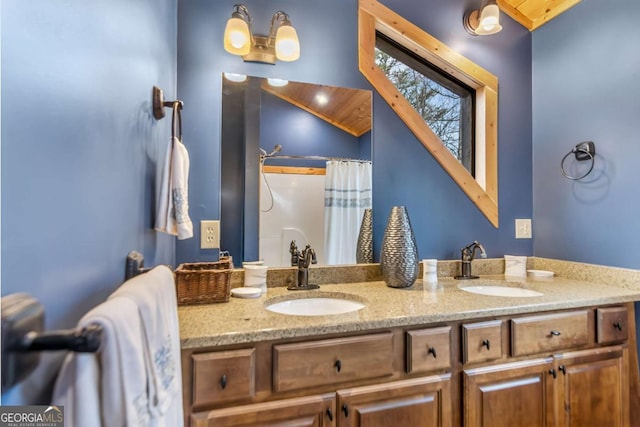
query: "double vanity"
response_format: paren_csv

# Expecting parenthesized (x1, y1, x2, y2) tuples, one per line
(178, 258, 640, 426)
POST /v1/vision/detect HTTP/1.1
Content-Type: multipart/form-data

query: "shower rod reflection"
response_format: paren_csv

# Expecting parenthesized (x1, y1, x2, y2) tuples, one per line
(262, 155, 371, 163)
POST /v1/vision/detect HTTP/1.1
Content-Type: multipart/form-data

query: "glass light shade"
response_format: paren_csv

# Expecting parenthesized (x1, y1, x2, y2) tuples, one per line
(267, 78, 289, 87)
(476, 4, 502, 35)
(224, 72, 248, 83)
(224, 17, 251, 55)
(275, 24, 300, 61)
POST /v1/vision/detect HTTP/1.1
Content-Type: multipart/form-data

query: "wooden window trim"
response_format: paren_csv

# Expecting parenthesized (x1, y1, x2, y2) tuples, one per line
(358, 0, 499, 227)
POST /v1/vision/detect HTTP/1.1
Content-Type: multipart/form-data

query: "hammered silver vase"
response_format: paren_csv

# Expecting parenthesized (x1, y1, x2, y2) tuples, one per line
(356, 208, 373, 264)
(380, 206, 418, 288)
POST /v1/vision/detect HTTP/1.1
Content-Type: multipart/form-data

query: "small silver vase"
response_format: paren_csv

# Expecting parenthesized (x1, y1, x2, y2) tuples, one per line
(356, 208, 373, 264)
(380, 206, 418, 288)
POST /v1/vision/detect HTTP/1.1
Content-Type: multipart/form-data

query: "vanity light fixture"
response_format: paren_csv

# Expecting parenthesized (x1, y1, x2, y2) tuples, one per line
(223, 4, 300, 64)
(223, 72, 248, 83)
(267, 78, 289, 87)
(463, 0, 503, 36)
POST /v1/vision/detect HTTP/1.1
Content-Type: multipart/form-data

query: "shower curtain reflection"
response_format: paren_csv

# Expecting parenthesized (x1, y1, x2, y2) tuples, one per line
(324, 161, 373, 265)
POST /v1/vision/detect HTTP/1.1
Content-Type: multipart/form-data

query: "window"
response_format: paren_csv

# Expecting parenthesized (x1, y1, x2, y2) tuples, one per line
(358, 0, 499, 227)
(375, 35, 475, 175)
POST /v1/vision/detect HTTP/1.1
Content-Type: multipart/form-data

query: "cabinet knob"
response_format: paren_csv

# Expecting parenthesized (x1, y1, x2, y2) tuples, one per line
(613, 322, 623, 331)
(326, 408, 334, 421)
(334, 359, 342, 373)
(342, 404, 349, 418)
(549, 368, 557, 379)
(428, 346, 437, 358)
(550, 330, 562, 337)
(482, 339, 491, 351)
(220, 374, 227, 390)
(558, 365, 566, 375)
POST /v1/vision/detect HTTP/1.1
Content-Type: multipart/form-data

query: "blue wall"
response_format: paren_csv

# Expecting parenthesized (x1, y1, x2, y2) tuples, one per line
(532, 0, 640, 270)
(176, 0, 534, 265)
(1, 0, 177, 403)
(260, 90, 365, 168)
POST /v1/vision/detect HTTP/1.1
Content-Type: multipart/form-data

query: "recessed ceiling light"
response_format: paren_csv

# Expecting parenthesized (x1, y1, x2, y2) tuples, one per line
(315, 93, 328, 105)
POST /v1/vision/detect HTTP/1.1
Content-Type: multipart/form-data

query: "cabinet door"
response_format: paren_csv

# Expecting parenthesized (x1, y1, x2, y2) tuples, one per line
(190, 393, 336, 427)
(554, 345, 628, 427)
(337, 375, 452, 427)
(464, 357, 555, 427)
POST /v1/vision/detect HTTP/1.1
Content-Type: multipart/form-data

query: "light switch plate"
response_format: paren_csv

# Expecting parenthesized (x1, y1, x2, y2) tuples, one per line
(200, 220, 220, 249)
(515, 219, 532, 239)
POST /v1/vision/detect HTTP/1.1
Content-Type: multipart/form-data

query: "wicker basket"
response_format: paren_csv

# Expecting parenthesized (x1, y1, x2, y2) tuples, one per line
(175, 258, 233, 305)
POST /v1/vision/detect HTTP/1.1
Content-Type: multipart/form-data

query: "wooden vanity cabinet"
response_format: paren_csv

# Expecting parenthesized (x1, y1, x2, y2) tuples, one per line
(337, 375, 452, 427)
(464, 357, 555, 427)
(190, 393, 337, 427)
(462, 306, 632, 427)
(183, 303, 637, 427)
(554, 345, 628, 427)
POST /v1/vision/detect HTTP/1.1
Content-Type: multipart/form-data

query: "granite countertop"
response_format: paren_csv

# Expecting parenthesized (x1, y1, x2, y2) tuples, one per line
(178, 272, 640, 349)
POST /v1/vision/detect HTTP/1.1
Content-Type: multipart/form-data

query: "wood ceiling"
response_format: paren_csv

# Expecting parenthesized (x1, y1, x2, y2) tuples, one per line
(261, 81, 372, 137)
(497, 0, 582, 31)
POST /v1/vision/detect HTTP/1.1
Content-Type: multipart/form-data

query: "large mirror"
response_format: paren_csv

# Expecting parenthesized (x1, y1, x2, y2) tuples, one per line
(220, 73, 373, 267)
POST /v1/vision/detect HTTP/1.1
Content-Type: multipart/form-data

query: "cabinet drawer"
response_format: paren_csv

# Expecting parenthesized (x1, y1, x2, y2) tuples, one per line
(462, 320, 503, 364)
(273, 332, 394, 392)
(192, 348, 256, 407)
(511, 310, 589, 357)
(597, 306, 628, 344)
(406, 326, 451, 373)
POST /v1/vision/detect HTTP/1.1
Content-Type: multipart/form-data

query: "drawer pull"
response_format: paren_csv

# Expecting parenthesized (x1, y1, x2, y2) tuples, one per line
(342, 404, 349, 418)
(220, 374, 227, 390)
(326, 408, 334, 421)
(482, 339, 491, 351)
(613, 322, 623, 331)
(334, 359, 342, 372)
(558, 365, 566, 375)
(550, 330, 562, 336)
(428, 346, 437, 358)
(549, 368, 557, 379)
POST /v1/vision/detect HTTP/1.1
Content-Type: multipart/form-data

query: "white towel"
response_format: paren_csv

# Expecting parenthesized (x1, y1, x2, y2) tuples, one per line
(52, 297, 151, 427)
(108, 266, 183, 425)
(155, 137, 193, 240)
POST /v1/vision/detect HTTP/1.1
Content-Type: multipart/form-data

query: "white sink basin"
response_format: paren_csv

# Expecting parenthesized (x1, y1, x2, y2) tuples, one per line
(460, 285, 543, 298)
(266, 296, 366, 316)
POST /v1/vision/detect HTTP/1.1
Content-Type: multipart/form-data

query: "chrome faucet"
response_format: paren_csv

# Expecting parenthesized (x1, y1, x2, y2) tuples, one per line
(454, 241, 487, 280)
(288, 242, 320, 290)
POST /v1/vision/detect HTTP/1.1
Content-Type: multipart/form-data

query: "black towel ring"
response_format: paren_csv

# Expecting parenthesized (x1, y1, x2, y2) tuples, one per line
(152, 86, 184, 144)
(560, 141, 596, 181)
(171, 102, 182, 141)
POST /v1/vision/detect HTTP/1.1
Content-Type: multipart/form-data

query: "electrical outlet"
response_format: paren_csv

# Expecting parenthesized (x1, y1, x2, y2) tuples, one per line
(515, 218, 532, 239)
(200, 220, 220, 249)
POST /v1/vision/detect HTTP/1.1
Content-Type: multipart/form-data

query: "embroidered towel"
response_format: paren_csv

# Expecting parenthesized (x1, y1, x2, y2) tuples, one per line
(52, 297, 150, 427)
(155, 137, 193, 240)
(108, 266, 183, 424)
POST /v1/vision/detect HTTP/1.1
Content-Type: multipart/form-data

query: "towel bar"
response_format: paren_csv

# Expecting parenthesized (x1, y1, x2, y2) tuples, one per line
(1, 251, 156, 389)
(13, 325, 103, 353)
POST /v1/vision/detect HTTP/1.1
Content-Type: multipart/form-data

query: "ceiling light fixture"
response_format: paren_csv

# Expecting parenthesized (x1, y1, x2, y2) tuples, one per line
(315, 93, 329, 106)
(224, 4, 300, 64)
(463, 0, 503, 36)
